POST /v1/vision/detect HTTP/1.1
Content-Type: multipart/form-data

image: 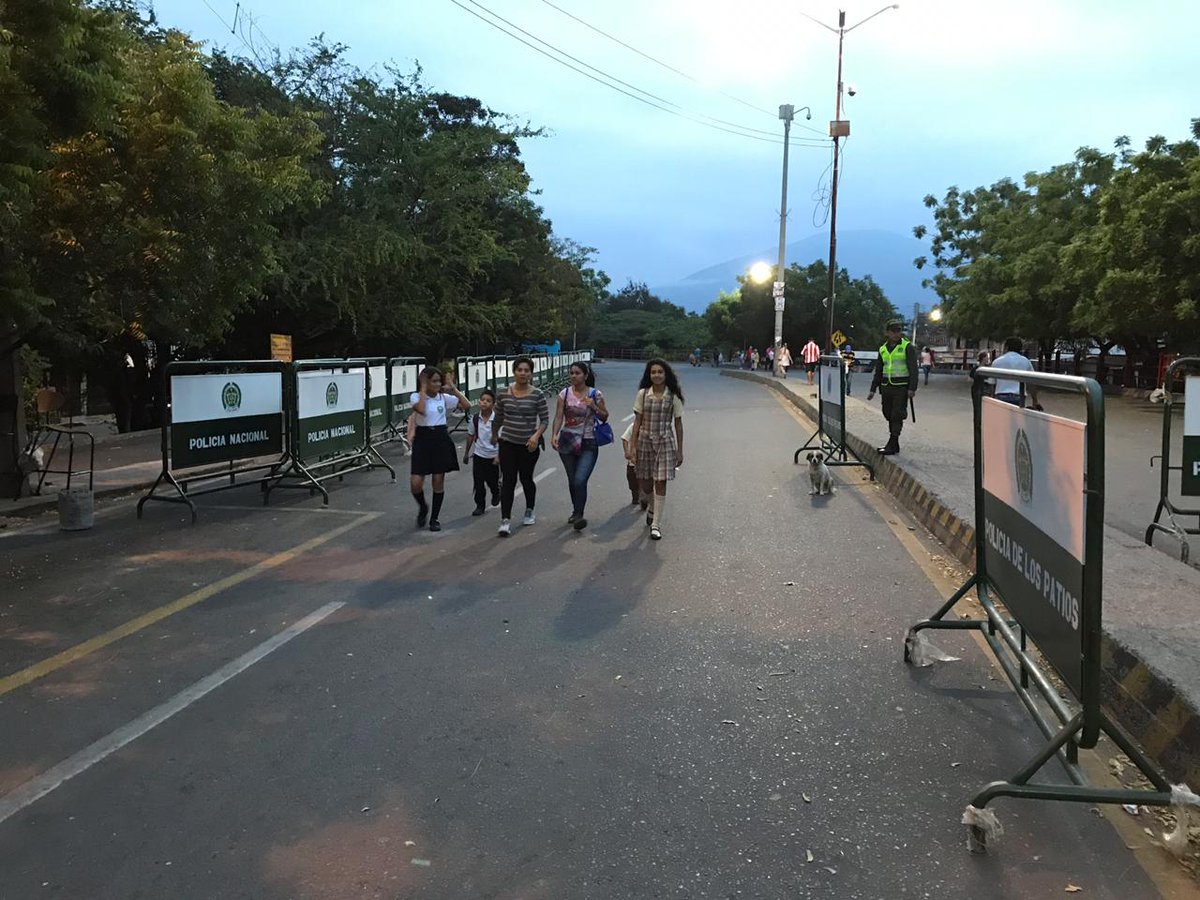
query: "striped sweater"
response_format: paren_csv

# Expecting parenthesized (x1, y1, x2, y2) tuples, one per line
(495, 388, 550, 445)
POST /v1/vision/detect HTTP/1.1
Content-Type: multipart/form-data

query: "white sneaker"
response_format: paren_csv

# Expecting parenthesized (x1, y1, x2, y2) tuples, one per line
(498, 520, 511, 537)
(522, 509, 536, 526)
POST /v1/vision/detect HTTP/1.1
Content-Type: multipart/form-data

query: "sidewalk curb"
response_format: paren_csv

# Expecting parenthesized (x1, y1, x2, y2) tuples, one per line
(724, 368, 1200, 787)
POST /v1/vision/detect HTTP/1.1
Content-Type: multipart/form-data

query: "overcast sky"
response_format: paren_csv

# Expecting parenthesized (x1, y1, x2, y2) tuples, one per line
(156, 1, 1199, 288)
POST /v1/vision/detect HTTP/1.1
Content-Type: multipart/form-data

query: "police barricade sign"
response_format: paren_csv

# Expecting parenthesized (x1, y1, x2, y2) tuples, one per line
(388, 357, 422, 428)
(981, 399, 1085, 695)
(170, 372, 284, 469)
(818, 355, 845, 452)
(367, 363, 388, 439)
(296, 370, 366, 461)
(138, 360, 290, 522)
(1185, 376, 1200, 495)
(1145, 359, 1200, 561)
(905, 370, 1176, 852)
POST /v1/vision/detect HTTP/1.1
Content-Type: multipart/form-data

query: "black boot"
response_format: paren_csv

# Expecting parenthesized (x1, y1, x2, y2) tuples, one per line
(429, 491, 445, 531)
(878, 437, 900, 456)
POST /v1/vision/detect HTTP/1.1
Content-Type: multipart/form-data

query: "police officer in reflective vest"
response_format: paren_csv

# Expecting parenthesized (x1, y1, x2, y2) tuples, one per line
(867, 321, 918, 456)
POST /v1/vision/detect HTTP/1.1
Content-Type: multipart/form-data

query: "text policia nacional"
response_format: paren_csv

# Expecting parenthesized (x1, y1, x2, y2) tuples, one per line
(985, 518, 1081, 631)
(188, 429, 270, 451)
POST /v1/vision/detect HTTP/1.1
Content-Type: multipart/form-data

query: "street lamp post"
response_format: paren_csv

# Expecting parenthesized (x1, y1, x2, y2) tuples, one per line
(798, 5, 899, 351)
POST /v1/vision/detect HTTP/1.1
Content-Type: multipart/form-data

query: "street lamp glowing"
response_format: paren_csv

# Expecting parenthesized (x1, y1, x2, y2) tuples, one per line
(749, 261, 773, 284)
(929, 307, 943, 322)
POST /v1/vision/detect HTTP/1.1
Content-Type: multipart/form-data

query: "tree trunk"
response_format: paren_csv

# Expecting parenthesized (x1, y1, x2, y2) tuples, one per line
(0, 327, 29, 496)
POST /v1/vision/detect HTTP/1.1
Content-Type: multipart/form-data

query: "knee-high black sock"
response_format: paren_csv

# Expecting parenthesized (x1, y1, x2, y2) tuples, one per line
(430, 491, 445, 520)
(412, 490, 427, 511)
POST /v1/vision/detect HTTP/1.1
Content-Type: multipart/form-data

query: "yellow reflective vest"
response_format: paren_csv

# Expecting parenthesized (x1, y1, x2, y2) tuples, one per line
(879, 339, 911, 384)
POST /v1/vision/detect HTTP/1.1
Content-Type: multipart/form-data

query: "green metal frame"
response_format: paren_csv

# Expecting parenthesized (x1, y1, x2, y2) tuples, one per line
(794, 354, 874, 479)
(1145, 356, 1200, 563)
(265, 359, 395, 506)
(905, 368, 1173, 853)
(137, 360, 289, 524)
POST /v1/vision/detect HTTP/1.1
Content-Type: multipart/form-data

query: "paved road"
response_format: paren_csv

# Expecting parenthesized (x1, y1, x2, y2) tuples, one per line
(0, 364, 1168, 898)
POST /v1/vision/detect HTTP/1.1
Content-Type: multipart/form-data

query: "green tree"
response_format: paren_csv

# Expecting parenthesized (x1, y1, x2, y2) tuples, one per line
(704, 261, 896, 353)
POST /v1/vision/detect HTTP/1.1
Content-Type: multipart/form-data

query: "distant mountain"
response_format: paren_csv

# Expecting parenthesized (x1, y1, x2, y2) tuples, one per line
(652, 228, 937, 314)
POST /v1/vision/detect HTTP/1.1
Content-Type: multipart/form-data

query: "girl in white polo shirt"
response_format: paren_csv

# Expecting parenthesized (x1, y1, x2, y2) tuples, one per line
(409, 366, 469, 532)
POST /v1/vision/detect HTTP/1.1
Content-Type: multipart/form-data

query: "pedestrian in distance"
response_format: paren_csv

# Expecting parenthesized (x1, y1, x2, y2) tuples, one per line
(551, 361, 609, 532)
(409, 366, 471, 532)
(841, 344, 855, 395)
(463, 388, 501, 516)
(920, 346, 934, 385)
(867, 321, 918, 456)
(776, 342, 793, 378)
(801, 338, 821, 385)
(750, 347, 760, 371)
(989, 337, 1040, 408)
(493, 356, 550, 537)
(628, 358, 685, 541)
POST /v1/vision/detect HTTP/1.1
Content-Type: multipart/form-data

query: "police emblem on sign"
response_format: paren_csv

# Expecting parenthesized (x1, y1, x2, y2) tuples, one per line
(1014, 426, 1034, 504)
(325, 382, 339, 408)
(221, 382, 242, 413)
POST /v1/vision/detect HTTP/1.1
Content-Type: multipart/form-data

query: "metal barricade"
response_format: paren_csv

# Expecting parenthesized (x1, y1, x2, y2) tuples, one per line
(905, 369, 1172, 852)
(793, 354, 873, 479)
(137, 360, 288, 522)
(1146, 356, 1200, 562)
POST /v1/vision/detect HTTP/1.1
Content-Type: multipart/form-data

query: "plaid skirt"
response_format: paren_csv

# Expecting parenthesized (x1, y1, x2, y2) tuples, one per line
(634, 433, 677, 481)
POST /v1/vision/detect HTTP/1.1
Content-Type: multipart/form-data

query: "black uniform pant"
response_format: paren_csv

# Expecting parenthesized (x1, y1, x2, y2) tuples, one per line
(472, 455, 500, 508)
(879, 383, 910, 440)
(499, 440, 540, 518)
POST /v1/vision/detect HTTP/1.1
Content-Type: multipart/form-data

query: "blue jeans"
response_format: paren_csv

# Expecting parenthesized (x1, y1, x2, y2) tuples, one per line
(560, 440, 598, 516)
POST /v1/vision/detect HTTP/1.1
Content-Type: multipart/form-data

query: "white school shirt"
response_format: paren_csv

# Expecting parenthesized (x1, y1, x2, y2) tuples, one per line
(468, 412, 499, 459)
(989, 351, 1035, 395)
(409, 391, 461, 427)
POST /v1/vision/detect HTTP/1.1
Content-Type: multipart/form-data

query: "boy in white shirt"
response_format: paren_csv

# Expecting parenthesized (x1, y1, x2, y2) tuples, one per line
(463, 389, 500, 515)
(990, 337, 1039, 408)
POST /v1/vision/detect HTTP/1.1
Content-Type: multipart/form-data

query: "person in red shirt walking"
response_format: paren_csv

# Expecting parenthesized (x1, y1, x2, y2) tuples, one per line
(801, 339, 821, 385)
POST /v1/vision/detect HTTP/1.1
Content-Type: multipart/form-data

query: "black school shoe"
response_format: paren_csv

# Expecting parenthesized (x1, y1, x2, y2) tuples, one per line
(429, 520, 442, 532)
(573, 517, 587, 532)
(472, 505, 485, 516)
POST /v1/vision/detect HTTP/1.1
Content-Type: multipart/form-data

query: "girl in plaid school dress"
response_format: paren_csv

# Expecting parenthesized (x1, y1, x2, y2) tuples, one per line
(627, 358, 685, 541)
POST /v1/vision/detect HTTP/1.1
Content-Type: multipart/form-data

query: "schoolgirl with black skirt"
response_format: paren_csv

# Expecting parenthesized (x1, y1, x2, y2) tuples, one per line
(409, 366, 470, 532)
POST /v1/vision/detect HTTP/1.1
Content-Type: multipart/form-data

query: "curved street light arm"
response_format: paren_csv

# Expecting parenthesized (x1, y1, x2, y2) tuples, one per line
(845, 4, 900, 34)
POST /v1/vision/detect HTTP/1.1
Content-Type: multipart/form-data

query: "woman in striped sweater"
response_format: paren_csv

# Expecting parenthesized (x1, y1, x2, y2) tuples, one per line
(493, 356, 550, 537)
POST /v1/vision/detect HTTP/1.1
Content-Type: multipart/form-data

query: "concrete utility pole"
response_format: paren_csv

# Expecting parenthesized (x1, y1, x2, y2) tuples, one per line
(773, 103, 794, 371)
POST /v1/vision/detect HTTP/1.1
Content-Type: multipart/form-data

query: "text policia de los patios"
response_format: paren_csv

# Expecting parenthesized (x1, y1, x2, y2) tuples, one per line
(985, 517, 1081, 630)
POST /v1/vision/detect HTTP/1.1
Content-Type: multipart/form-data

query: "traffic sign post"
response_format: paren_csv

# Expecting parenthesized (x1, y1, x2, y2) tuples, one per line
(1145, 357, 1200, 562)
(793, 355, 874, 480)
(905, 369, 1173, 853)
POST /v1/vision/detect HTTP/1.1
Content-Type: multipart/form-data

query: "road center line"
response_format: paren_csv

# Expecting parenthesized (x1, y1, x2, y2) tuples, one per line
(622, 413, 634, 422)
(0, 601, 345, 826)
(0, 513, 380, 697)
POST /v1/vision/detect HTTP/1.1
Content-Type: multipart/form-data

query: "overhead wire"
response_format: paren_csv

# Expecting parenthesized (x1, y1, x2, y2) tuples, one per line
(537, 0, 830, 139)
(449, 0, 829, 150)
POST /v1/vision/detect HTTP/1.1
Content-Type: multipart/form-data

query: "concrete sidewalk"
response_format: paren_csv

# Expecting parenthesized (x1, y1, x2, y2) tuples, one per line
(726, 368, 1200, 789)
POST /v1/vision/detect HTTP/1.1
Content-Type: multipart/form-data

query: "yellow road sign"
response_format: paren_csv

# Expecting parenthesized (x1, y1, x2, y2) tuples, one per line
(831, 330, 847, 348)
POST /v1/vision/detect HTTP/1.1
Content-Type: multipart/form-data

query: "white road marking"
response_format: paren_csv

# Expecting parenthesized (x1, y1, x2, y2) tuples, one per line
(208, 505, 378, 516)
(622, 413, 635, 422)
(0, 600, 345, 826)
